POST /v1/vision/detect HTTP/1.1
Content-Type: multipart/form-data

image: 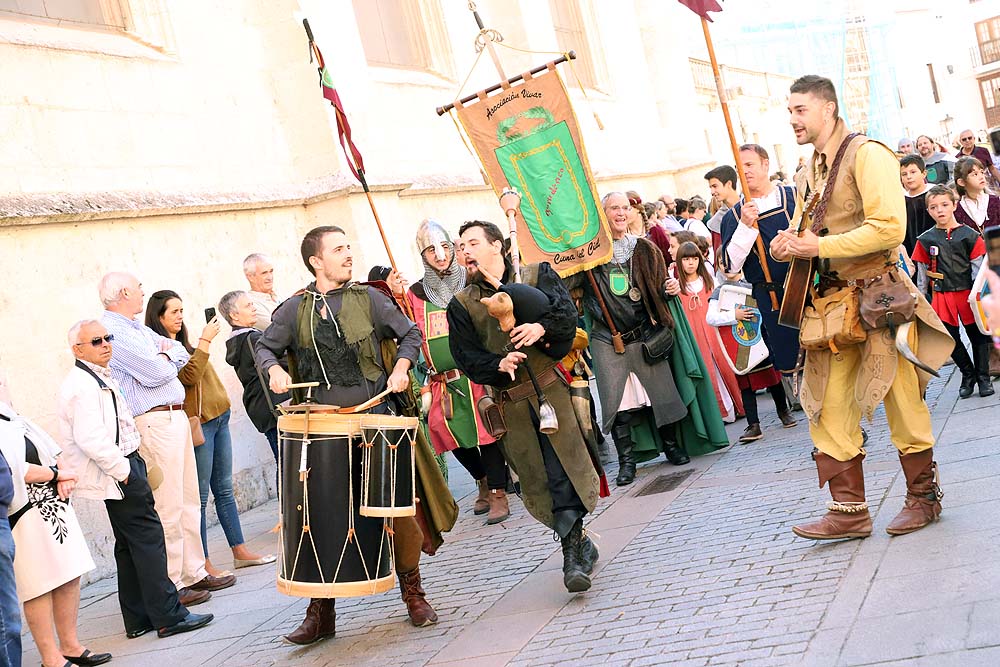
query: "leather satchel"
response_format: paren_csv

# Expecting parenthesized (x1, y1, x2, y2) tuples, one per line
(641, 325, 674, 365)
(799, 286, 867, 352)
(189, 383, 205, 447)
(476, 394, 507, 439)
(858, 269, 917, 330)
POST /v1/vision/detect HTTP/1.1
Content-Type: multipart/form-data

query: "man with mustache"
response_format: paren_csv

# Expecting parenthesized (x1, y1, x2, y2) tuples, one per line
(255, 225, 438, 644)
(446, 220, 601, 593)
(771, 75, 954, 541)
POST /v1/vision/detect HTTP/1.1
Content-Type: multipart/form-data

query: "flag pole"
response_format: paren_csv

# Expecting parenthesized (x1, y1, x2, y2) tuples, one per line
(304, 20, 414, 318)
(699, 17, 779, 310)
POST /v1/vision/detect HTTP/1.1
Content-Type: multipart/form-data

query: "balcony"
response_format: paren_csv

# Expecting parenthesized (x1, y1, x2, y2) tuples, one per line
(981, 38, 1000, 66)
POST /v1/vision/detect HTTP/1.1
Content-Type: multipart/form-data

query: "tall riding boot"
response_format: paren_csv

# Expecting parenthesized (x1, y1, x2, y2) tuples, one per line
(974, 339, 996, 397)
(953, 336, 977, 398)
(284, 598, 336, 645)
(560, 518, 597, 593)
(611, 421, 636, 486)
(792, 451, 873, 540)
(473, 477, 490, 515)
(658, 422, 689, 466)
(886, 449, 943, 535)
(398, 567, 438, 627)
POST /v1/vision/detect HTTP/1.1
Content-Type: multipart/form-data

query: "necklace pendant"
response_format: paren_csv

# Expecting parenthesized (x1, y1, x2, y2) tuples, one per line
(628, 287, 642, 302)
(609, 268, 629, 296)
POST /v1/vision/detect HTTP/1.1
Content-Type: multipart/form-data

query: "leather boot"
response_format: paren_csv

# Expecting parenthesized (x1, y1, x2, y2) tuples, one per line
(284, 598, 336, 645)
(886, 449, 943, 535)
(486, 489, 510, 524)
(960, 372, 977, 399)
(560, 518, 592, 593)
(398, 567, 438, 627)
(976, 339, 996, 397)
(792, 451, 873, 540)
(611, 421, 636, 486)
(472, 477, 489, 515)
(659, 423, 690, 465)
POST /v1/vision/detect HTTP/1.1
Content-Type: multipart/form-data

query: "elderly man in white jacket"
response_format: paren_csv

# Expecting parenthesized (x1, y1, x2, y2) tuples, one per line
(58, 319, 212, 640)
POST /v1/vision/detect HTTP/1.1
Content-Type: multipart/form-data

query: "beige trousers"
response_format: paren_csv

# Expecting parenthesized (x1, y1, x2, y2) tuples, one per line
(134, 410, 208, 589)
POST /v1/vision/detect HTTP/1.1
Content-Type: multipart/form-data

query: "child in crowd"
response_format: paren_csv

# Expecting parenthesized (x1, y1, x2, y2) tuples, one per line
(705, 274, 796, 442)
(673, 241, 743, 422)
(900, 154, 934, 255)
(953, 156, 1000, 233)
(912, 185, 995, 398)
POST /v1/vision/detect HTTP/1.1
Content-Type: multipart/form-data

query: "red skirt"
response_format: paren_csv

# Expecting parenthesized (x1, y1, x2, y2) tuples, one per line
(736, 365, 782, 391)
(931, 290, 975, 327)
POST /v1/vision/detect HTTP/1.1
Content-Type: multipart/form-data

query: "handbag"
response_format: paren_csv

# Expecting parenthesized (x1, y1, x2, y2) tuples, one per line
(476, 394, 507, 439)
(641, 325, 674, 365)
(858, 269, 917, 330)
(799, 286, 867, 352)
(189, 383, 205, 447)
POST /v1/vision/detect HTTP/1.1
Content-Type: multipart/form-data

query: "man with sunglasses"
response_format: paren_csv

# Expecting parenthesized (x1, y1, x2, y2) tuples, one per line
(58, 320, 213, 639)
(955, 129, 1000, 189)
(99, 272, 235, 608)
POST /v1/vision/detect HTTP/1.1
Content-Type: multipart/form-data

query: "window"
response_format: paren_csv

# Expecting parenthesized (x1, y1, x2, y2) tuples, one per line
(353, 0, 430, 69)
(548, 0, 599, 90)
(975, 16, 1000, 66)
(0, 0, 126, 28)
(980, 74, 1000, 126)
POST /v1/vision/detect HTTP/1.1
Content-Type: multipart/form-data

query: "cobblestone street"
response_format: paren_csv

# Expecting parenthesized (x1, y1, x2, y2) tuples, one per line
(25, 366, 1000, 666)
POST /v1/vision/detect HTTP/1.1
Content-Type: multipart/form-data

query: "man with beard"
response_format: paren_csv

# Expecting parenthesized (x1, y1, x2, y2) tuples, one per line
(406, 219, 510, 524)
(447, 220, 601, 593)
(772, 75, 953, 540)
(255, 225, 439, 644)
(718, 144, 803, 381)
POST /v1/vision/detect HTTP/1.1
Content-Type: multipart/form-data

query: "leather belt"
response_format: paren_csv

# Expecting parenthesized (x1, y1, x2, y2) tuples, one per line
(429, 369, 462, 383)
(819, 266, 893, 290)
(619, 325, 648, 345)
(501, 366, 562, 403)
(144, 404, 184, 414)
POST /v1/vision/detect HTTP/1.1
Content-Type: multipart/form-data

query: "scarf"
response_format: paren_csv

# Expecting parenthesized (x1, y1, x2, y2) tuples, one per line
(612, 234, 639, 263)
(421, 254, 466, 309)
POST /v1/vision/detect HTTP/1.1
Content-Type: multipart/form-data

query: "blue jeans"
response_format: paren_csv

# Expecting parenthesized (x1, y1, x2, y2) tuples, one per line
(194, 410, 245, 555)
(0, 518, 21, 667)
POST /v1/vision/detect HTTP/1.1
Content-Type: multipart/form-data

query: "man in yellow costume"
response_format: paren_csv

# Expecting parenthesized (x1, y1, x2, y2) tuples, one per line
(771, 75, 954, 539)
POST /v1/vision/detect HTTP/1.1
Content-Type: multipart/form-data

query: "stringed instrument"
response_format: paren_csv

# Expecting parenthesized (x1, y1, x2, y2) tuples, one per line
(777, 190, 821, 329)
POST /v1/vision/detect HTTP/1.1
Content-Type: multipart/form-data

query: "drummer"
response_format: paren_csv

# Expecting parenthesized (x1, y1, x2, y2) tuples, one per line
(255, 225, 438, 645)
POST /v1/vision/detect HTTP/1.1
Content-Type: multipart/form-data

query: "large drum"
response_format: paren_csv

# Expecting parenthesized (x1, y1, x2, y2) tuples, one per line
(359, 414, 418, 518)
(277, 412, 395, 598)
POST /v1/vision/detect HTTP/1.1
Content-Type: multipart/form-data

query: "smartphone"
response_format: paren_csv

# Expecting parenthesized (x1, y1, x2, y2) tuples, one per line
(986, 227, 1000, 274)
(204, 307, 217, 323)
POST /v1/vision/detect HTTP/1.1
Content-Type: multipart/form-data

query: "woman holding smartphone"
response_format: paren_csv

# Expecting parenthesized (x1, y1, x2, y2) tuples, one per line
(146, 290, 274, 577)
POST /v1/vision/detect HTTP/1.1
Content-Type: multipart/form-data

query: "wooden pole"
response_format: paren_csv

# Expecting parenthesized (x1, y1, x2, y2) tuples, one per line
(700, 17, 779, 311)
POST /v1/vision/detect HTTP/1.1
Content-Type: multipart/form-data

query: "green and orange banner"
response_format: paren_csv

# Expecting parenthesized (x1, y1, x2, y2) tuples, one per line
(454, 67, 612, 277)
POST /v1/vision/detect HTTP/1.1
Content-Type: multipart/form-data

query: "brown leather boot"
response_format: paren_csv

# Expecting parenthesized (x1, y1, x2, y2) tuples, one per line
(792, 451, 873, 540)
(398, 567, 438, 627)
(886, 449, 943, 535)
(473, 477, 489, 515)
(486, 489, 510, 525)
(284, 598, 335, 645)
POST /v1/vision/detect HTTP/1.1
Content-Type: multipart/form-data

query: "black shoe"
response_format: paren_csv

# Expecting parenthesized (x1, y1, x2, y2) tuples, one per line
(979, 375, 996, 397)
(125, 626, 153, 639)
(740, 424, 763, 442)
(960, 373, 976, 399)
(560, 519, 592, 593)
(662, 441, 690, 465)
(611, 424, 636, 486)
(63, 649, 112, 666)
(157, 612, 214, 638)
(777, 411, 797, 428)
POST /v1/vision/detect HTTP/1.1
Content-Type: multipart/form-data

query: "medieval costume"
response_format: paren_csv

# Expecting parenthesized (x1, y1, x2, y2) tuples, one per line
(955, 191, 1000, 234)
(786, 120, 954, 541)
(719, 185, 801, 375)
(448, 262, 600, 593)
(903, 186, 934, 256)
(912, 224, 993, 398)
(568, 235, 728, 487)
(675, 275, 743, 422)
(406, 220, 509, 523)
(705, 280, 795, 442)
(255, 281, 457, 644)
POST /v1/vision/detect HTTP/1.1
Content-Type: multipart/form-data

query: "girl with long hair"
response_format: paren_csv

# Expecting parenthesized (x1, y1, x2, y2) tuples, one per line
(953, 156, 1000, 233)
(672, 242, 743, 422)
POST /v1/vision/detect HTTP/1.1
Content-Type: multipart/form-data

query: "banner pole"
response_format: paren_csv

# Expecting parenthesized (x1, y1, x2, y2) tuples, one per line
(700, 17, 779, 311)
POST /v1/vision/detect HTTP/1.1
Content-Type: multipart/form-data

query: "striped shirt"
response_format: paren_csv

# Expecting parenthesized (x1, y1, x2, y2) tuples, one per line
(81, 361, 142, 456)
(101, 310, 189, 416)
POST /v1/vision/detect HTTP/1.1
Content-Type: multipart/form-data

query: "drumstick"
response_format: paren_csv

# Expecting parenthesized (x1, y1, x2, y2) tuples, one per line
(343, 387, 394, 414)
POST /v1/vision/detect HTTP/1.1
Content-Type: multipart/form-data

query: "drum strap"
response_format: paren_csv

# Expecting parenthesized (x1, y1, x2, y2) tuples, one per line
(246, 335, 282, 419)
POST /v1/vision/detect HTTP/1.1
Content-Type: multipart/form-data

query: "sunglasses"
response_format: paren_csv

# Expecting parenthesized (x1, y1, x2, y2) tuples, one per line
(961, 137, 975, 141)
(75, 334, 114, 347)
